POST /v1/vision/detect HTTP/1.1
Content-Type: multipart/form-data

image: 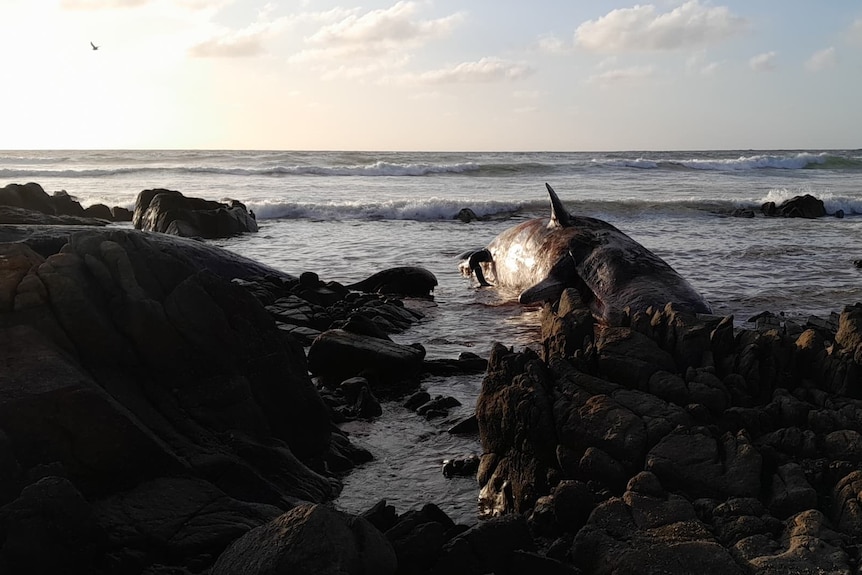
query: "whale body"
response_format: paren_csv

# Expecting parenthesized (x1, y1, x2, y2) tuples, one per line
(459, 183, 712, 319)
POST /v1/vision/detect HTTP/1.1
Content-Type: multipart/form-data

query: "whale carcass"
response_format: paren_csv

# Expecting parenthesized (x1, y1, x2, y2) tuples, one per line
(459, 183, 712, 319)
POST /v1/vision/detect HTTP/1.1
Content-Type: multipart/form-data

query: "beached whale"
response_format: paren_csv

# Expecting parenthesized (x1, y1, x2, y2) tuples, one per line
(459, 183, 712, 319)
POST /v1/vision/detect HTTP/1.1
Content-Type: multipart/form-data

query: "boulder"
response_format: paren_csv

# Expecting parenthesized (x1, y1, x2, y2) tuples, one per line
(0, 476, 103, 575)
(346, 266, 438, 298)
(93, 476, 283, 573)
(133, 188, 258, 238)
(307, 328, 425, 386)
(571, 489, 744, 575)
(0, 182, 55, 214)
(210, 504, 396, 575)
(646, 428, 762, 499)
(762, 194, 826, 219)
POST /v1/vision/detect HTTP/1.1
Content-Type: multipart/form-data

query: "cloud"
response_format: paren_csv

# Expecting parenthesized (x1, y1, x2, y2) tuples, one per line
(537, 33, 568, 54)
(575, 0, 747, 53)
(749, 51, 777, 72)
(189, 17, 292, 58)
(61, 0, 150, 8)
(805, 47, 836, 72)
(296, 1, 465, 62)
(189, 32, 266, 58)
(851, 18, 862, 42)
(414, 57, 534, 84)
(686, 51, 721, 76)
(588, 65, 655, 85)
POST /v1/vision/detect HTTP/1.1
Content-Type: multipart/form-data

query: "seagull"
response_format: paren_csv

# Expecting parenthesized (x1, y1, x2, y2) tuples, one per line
(90, 42, 99, 51)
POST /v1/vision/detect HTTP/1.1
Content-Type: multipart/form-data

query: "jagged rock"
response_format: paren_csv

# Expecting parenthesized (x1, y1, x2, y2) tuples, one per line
(767, 462, 818, 519)
(646, 428, 762, 499)
(133, 188, 258, 239)
(211, 504, 396, 575)
(571, 484, 743, 575)
(476, 344, 557, 516)
(733, 510, 851, 574)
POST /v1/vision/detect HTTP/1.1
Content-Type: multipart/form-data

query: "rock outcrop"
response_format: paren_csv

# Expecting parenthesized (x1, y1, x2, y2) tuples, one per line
(472, 289, 862, 573)
(133, 188, 258, 238)
(0, 228, 365, 573)
(0, 182, 128, 224)
(761, 194, 827, 218)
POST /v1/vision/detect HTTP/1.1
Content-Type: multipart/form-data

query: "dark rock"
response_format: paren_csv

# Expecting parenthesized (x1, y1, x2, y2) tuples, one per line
(448, 414, 479, 435)
(762, 194, 826, 219)
(211, 504, 396, 575)
(442, 455, 480, 478)
(307, 328, 425, 386)
(476, 344, 557, 516)
(0, 182, 55, 214)
(50, 190, 86, 216)
(767, 462, 818, 519)
(456, 208, 481, 223)
(0, 476, 103, 575)
(133, 188, 258, 238)
(346, 266, 438, 298)
(404, 390, 432, 411)
(361, 500, 400, 533)
(432, 514, 535, 575)
(571, 496, 743, 575)
(93, 476, 282, 573)
(646, 428, 762, 499)
(110, 206, 133, 221)
(83, 203, 113, 220)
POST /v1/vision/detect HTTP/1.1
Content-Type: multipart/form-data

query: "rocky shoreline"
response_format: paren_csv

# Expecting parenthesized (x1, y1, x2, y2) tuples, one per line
(2, 183, 862, 574)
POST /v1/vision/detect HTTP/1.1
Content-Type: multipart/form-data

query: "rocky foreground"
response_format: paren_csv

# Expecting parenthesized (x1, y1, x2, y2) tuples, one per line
(2, 185, 862, 574)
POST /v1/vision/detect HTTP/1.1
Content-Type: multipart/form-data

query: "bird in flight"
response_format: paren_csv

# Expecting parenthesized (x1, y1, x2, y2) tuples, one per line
(91, 42, 99, 51)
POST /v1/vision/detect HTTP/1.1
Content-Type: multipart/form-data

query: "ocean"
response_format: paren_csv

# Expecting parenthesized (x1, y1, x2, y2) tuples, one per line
(3, 149, 862, 523)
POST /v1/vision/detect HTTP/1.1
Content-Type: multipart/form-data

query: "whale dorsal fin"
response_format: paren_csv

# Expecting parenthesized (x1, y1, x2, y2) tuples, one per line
(546, 183, 571, 228)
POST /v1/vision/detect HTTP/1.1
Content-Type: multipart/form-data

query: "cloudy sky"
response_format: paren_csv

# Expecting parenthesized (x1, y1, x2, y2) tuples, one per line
(1, 0, 860, 150)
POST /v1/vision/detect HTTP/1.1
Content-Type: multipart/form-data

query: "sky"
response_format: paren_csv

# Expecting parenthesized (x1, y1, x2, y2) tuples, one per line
(0, 0, 860, 151)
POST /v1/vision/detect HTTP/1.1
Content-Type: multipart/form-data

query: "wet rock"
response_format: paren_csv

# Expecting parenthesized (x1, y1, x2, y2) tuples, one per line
(456, 208, 481, 223)
(83, 203, 113, 220)
(448, 414, 479, 435)
(307, 328, 425, 387)
(761, 194, 826, 219)
(346, 266, 437, 298)
(443, 455, 480, 478)
(133, 188, 258, 238)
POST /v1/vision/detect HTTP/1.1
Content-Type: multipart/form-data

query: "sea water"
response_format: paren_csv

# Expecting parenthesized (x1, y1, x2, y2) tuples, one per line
(3, 149, 862, 523)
